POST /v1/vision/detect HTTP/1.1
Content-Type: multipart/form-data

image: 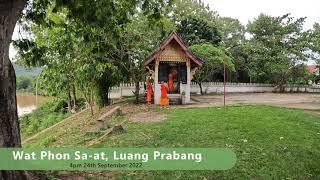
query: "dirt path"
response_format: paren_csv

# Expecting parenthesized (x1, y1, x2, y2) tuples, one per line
(189, 93, 320, 110)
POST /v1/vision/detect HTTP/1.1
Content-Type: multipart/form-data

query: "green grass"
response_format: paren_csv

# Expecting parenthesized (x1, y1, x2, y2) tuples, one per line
(20, 99, 69, 139)
(23, 105, 320, 179)
(91, 106, 320, 179)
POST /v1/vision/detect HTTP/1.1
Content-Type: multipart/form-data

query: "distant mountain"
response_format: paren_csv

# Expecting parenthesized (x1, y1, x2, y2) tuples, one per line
(13, 64, 42, 77)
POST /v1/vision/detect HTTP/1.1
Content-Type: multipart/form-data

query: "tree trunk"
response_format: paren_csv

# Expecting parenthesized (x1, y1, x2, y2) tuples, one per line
(105, 84, 110, 106)
(134, 81, 140, 103)
(234, 71, 239, 83)
(83, 88, 94, 115)
(105, 86, 110, 105)
(95, 78, 110, 108)
(72, 84, 76, 110)
(198, 82, 203, 95)
(67, 89, 72, 112)
(0, 0, 28, 179)
(279, 83, 285, 93)
(89, 89, 94, 115)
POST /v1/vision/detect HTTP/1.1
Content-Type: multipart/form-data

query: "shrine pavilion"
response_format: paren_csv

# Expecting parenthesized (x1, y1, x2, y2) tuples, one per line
(144, 32, 203, 105)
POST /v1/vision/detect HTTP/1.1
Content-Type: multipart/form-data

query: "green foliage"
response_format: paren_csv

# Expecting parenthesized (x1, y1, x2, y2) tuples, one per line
(217, 17, 245, 47)
(216, 17, 249, 82)
(38, 136, 57, 147)
(20, 99, 69, 138)
(112, 12, 176, 103)
(177, 17, 221, 45)
(16, 76, 35, 93)
(287, 64, 309, 84)
(190, 44, 234, 69)
(167, 0, 221, 46)
(310, 23, 320, 64)
(165, 0, 217, 25)
(14, 0, 317, 104)
(245, 14, 310, 86)
(16, 0, 174, 108)
(189, 44, 234, 93)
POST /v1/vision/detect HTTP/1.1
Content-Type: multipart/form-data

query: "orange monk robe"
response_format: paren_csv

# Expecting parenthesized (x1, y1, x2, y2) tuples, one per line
(160, 83, 169, 106)
(168, 73, 174, 92)
(146, 83, 153, 105)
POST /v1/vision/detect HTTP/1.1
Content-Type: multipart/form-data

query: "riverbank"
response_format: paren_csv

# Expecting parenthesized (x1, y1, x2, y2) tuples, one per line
(20, 98, 70, 139)
(17, 93, 49, 116)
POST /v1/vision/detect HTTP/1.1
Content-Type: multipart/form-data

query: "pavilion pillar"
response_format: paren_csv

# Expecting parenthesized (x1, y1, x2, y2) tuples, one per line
(185, 60, 191, 104)
(154, 60, 160, 104)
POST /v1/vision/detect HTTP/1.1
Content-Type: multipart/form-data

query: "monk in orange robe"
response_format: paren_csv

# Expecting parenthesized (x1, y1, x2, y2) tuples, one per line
(146, 82, 153, 105)
(168, 73, 174, 93)
(160, 82, 169, 106)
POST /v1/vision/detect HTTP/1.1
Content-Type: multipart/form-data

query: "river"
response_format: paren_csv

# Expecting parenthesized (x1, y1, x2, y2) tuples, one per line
(17, 93, 49, 116)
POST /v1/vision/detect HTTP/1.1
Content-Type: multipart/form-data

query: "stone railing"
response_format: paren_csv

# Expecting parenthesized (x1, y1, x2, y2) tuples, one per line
(109, 82, 320, 99)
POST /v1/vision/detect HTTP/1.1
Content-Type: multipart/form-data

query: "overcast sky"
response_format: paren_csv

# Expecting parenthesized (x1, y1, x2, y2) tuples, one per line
(203, 0, 319, 65)
(10, 0, 320, 62)
(204, 0, 320, 29)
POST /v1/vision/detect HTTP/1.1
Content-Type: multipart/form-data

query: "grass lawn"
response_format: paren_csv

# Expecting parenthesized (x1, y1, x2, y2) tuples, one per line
(24, 105, 320, 179)
(92, 106, 320, 179)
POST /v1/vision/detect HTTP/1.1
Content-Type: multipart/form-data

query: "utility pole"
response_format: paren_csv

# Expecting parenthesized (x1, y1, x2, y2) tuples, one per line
(222, 45, 238, 107)
(223, 51, 227, 108)
(36, 74, 39, 105)
(35, 69, 43, 106)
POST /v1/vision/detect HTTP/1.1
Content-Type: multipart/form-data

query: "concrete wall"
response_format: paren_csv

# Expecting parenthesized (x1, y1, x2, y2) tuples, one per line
(109, 82, 320, 99)
(190, 82, 274, 94)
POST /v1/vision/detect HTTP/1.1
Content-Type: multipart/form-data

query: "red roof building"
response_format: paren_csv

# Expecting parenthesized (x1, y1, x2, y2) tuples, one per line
(307, 65, 319, 75)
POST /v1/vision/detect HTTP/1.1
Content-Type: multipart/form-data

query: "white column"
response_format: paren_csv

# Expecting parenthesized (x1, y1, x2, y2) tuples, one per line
(186, 60, 191, 104)
(154, 60, 160, 104)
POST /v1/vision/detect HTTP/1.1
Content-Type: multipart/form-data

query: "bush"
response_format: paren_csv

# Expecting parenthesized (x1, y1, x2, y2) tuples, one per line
(20, 99, 69, 138)
(16, 76, 35, 93)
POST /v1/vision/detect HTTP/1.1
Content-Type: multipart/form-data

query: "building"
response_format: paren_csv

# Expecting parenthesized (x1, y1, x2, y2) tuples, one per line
(307, 65, 319, 76)
(144, 32, 203, 105)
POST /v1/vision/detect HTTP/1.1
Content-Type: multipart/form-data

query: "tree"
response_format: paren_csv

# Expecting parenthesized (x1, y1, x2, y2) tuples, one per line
(165, 0, 218, 25)
(165, 0, 220, 46)
(310, 23, 320, 65)
(287, 64, 309, 85)
(189, 43, 234, 94)
(16, 7, 80, 112)
(16, 0, 173, 108)
(177, 17, 221, 46)
(0, 0, 28, 179)
(114, 14, 175, 103)
(246, 14, 310, 90)
(216, 17, 249, 82)
(1, 1, 174, 178)
(217, 17, 245, 46)
(16, 76, 34, 91)
(310, 23, 320, 84)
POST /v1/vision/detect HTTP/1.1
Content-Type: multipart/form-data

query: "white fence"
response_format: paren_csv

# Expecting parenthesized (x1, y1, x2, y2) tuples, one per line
(109, 82, 320, 99)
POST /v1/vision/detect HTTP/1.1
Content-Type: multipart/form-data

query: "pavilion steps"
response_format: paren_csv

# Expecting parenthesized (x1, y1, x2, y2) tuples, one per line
(168, 94, 182, 105)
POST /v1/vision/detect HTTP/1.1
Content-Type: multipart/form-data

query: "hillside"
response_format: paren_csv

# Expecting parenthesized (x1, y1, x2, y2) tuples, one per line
(13, 63, 42, 77)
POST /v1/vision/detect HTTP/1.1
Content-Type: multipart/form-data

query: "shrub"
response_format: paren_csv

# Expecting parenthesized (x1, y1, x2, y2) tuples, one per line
(20, 99, 69, 138)
(16, 76, 35, 93)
